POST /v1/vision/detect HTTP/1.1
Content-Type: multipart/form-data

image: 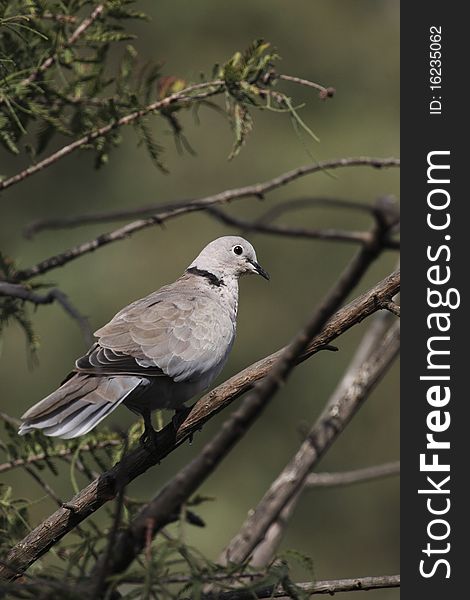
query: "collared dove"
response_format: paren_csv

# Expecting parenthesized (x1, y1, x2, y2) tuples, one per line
(18, 236, 269, 440)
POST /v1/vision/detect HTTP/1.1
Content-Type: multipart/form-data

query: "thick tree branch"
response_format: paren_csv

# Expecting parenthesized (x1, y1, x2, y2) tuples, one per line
(14, 157, 399, 281)
(0, 270, 399, 581)
(224, 311, 398, 570)
(219, 321, 399, 566)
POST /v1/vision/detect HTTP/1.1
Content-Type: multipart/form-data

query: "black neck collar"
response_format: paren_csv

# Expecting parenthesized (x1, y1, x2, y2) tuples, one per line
(186, 266, 225, 287)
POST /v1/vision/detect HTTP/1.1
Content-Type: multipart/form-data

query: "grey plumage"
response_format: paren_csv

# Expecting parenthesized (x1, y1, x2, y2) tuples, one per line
(18, 236, 268, 439)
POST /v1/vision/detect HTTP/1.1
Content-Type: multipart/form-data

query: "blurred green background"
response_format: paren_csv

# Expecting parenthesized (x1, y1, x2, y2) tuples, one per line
(1, 0, 399, 596)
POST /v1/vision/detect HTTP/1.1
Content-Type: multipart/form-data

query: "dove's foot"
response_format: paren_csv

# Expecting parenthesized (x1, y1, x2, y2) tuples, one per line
(139, 425, 159, 449)
(139, 410, 160, 449)
(139, 426, 158, 448)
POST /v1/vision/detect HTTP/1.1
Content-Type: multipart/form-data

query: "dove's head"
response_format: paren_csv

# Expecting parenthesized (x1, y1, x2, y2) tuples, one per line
(188, 236, 269, 282)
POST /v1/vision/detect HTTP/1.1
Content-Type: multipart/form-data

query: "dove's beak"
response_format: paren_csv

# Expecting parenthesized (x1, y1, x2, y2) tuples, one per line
(247, 258, 270, 280)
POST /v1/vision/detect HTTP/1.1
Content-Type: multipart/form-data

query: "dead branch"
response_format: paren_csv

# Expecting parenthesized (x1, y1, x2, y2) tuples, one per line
(207, 206, 399, 248)
(219, 321, 399, 567)
(236, 308, 399, 568)
(305, 461, 400, 488)
(0, 268, 399, 581)
(24, 195, 381, 238)
(248, 459, 400, 569)
(206, 574, 400, 599)
(223, 311, 398, 570)
(14, 157, 399, 281)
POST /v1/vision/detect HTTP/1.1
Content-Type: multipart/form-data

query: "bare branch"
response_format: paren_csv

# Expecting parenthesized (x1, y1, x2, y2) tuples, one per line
(259, 196, 379, 222)
(306, 461, 400, 488)
(207, 574, 400, 599)
(248, 459, 400, 569)
(383, 299, 401, 317)
(14, 156, 399, 281)
(244, 308, 399, 568)
(24, 195, 382, 239)
(0, 269, 399, 582)
(207, 206, 399, 248)
(219, 321, 399, 566)
(324, 308, 395, 413)
(0, 282, 93, 345)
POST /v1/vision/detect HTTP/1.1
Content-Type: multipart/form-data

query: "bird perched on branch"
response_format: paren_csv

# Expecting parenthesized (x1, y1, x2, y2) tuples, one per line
(18, 236, 269, 441)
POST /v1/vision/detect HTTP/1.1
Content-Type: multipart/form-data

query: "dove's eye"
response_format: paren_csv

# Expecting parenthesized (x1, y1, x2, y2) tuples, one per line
(232, 245, 243, 256)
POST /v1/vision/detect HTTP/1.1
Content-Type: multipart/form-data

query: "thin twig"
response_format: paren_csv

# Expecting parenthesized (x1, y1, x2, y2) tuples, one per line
(0, 271, 399, 581)
(14, 156, 399, 281)
(32, 12, 79, 24)
(207, 207, 399, 248)
(21, 4, 105, 87)
(0, 573, 400, 598)
(24, 195, 382, 238)
(257, 196, 381, 223)
(0, 282, 93, 345)
(0, 82, 224, 194)
(278, 73, 336, 99)
(305, 461, 400, 488)
(249, 461, 400, 569)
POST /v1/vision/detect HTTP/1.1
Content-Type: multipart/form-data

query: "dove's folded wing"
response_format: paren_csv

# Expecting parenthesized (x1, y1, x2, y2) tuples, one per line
(80, 289, 235, 383)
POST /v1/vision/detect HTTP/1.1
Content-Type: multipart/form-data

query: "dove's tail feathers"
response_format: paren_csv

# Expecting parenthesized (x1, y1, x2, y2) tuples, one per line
(18, 374, 146, 439)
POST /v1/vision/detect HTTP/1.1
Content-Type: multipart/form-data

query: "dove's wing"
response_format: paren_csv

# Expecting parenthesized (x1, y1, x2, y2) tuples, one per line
(79, 283, 235, 383)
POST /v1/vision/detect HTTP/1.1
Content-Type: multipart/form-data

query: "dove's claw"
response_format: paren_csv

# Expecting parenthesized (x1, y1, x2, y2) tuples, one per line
(139, 410, 159, 448)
